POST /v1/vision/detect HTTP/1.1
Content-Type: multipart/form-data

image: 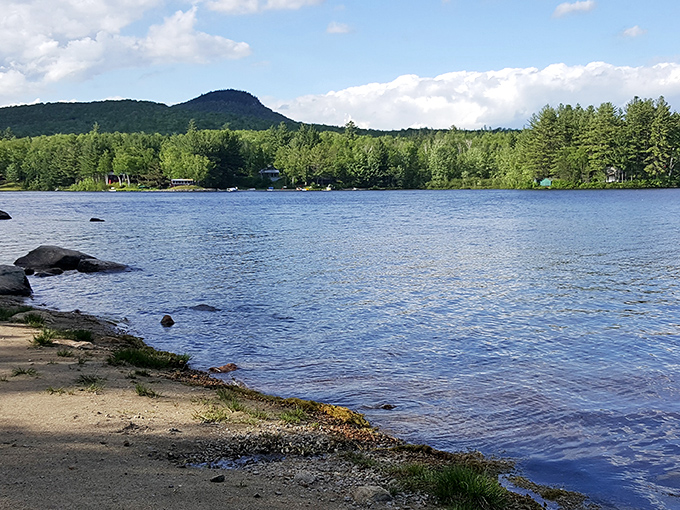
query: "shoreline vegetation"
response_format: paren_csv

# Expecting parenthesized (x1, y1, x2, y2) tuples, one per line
(0, 295, 598, 510)
(0, 95, 678, 193)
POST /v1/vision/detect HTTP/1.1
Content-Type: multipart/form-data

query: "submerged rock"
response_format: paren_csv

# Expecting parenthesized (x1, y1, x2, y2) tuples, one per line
(89, 217, 105, 222)
(0, 210, 11, 220)
(77, 258, 127, 273)
(190, 304, 220, 312)
(0, 265, 32, 296)
(208, 363, 238, 373)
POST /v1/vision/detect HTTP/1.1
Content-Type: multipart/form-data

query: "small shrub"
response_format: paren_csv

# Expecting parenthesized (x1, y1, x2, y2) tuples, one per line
(280, 407, 308, 425)
(31, 329, 56, 347)
(135, 383, 160, 398)
(57, 349, 74, 357)
(108, 347, 190, 370)
(11, 367, 38, 377)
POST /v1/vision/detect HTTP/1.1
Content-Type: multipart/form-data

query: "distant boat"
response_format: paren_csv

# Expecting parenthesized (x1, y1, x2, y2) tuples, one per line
(109, 188, 117, 192)
(267, 187, 274, 191)
(227, 187, 238, 192)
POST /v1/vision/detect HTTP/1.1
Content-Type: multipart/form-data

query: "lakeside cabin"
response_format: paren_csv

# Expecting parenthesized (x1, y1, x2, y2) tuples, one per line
(259, 166, 281, 182)
(171, 178, 195, 187)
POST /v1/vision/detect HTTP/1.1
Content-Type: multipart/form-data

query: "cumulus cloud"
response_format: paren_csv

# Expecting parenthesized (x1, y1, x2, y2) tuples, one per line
(266, 62, 680, 130)
(553, 1, 595, 18)
(204, 0, 323, 14)
(622, 25, 646, 38)
(0, 1, 250, 104)
(326, 22, 351, 34)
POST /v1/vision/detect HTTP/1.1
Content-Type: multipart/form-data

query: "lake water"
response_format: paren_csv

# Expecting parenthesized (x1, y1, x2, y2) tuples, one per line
(2, 189, 680, 509)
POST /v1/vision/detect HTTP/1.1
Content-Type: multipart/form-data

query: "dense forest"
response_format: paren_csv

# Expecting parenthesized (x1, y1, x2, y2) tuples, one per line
(0, 96, 678, 191)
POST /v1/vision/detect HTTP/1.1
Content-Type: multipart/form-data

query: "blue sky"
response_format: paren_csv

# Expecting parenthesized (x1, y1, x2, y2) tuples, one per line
(1, 0, 679, 129)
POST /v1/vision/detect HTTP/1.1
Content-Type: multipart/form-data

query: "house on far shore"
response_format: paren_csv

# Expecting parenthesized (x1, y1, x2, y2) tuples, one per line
(171, 178, 195, 187)
(606, 167, 623, 183)
(259, 166, 281, 182)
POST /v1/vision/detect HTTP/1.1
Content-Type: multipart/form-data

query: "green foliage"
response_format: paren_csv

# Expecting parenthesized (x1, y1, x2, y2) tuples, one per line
(0, 94, 678, 190)
(108, 347, 191, 370)
(193, 404, 232, 423)
(57, 349, 74, 357)
(21, 313, 46, 327)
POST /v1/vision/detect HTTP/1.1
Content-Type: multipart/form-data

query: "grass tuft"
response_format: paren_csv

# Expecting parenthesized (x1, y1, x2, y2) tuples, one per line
(193, 404, 232, 423)
(57, 349, 74, 357)
(0, 306, 33, 322)
(135, 382, 161, 398)
(76, 374, 106, 393)
(280, 407, 309, 425)
(11, 367, 38, 377)
(22, 313, 46, 327)
(108, 347, 190, 370)
(31, 329, 56, 347)
(57, 329, 94, 342)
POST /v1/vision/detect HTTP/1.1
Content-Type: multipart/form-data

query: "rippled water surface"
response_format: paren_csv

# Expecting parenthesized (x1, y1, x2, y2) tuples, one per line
(3, 189, 680, 509)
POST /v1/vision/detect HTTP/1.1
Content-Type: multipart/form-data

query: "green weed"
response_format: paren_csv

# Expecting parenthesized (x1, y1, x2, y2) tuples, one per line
(31, 329, 56, 347)
(193, 404, 232, 423)
(22, 313, 46, 327)
(135, 383, 161, 398)
(108, 347, 190, 370)
(76, 374, 106, 393)
(57, 349, 74, 357)
(57, 329, 94, 342)
(280, 407, 309, 425)
(0, 306, 33, 322)
(11, 367, 38, 377)
(45, 386, 71, 395)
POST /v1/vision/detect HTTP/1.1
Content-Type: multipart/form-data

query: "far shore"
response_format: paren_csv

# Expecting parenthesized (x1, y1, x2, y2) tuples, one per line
(0, 295, 594, 510)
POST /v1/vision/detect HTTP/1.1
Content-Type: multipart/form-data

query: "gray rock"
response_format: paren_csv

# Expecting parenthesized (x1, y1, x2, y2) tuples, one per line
(0, 210, 11, 220)
(14, 245, 127, 273)
(351, 486, 392, 505)
(294, 471, 316, 487)
(35, 268, 64, 278)
(77, 258, 127, 273)
(14, 246, 94, 271)
(160, 315, 175, 327)
(0, 265, 32, 296)
(89, 217, 105, 222)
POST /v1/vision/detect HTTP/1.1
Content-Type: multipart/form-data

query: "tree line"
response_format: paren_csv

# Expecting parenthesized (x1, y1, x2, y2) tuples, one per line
(0, 96, 678, 191)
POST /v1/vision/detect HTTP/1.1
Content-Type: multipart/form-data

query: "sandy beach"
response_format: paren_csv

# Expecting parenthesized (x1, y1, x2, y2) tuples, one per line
(0, 300, 591, 510)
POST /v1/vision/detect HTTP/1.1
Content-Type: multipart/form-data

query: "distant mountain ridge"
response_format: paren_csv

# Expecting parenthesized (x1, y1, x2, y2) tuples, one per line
(0, 89, 298, 137)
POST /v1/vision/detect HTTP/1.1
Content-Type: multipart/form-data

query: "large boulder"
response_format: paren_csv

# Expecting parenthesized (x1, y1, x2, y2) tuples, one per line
(14, 245, 127, 273)
(0, 210, 11, 220)
(0, 265, 32, 296)
(15, 246, 94, 271)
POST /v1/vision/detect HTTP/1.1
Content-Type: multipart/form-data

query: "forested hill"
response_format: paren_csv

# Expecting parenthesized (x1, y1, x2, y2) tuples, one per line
(0, 90, 300, 137)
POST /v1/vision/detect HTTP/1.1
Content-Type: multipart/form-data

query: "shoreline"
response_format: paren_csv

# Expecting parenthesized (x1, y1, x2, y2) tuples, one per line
(0, 297, 594, 510)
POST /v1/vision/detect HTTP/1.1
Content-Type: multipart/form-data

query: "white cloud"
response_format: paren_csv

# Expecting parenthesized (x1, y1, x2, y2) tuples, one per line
(0, 2, 250, 104)
(326, 22, 351, 34)
(553, 1, 595, 18)
(142, 7, 251, 63)
(266, 62, 680, 130)
(204, 0, 323, 14)
(623, 25, 646, 38)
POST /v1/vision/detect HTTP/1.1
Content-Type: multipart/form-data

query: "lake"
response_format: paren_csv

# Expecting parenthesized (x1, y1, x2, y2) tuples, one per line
(2, 189, 680, 509)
